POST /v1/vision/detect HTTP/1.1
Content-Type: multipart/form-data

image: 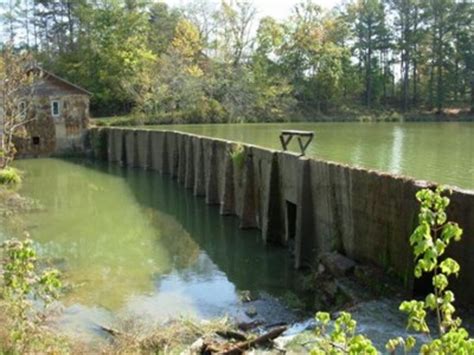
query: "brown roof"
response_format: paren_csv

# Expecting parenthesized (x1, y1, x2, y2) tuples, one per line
(0, 66, 92, 98)
(39, 68, 92, 96)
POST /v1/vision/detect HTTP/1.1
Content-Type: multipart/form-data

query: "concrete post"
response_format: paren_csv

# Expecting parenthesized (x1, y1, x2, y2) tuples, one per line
(194, 137, 206, 197)
(262, 153, 285, 244)
(177, 134, 187, 184)
(205, 140, 220, 205)
(136, 130, 149, 169)
(124, 129, 138, 167)
(107, 128, 114, 162)
(240, 148, 258, 229)
(168, 132, 179, 179)
(220, 154, 235, 215)
(184, 136, 195, 189)
(294, 157, 314, 269)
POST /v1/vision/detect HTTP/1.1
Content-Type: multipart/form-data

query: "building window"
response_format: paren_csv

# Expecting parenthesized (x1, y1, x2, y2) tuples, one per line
(32, 136, 40, 145)
(51, 100, 60, 117)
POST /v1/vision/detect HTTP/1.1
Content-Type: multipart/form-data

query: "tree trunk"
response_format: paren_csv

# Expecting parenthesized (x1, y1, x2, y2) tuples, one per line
(366, 21, 373, 108)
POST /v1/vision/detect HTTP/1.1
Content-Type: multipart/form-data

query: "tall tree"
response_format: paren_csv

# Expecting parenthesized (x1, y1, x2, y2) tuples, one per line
(352, 0, 387, 107)
(425, 0, 455, 112)
(0, 47, 38, 168)
(215, 0, 256, 66)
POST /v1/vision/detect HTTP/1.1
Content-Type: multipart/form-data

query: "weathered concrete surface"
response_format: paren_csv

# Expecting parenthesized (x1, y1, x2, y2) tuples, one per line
(124, 129, 138, 168)
(204, 139, 220, 205)
(149, 130, 166, 172)
(240, 149, 258, 229)
(88, 127, 107, 161)
(109, 128, 123, 163)
(95, 127, 474, 305)
(136, 129, 150, 169)
(184, 135, 195, 189)
(193, 137, 206, 197)
(220, 153, 235, 215)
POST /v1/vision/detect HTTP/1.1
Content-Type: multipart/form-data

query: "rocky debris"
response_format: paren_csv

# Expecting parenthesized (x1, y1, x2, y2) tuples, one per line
(245, 306, 258, 318)
(320, 252, 356, 277)
(215, 330, 247, 341)
(183, 324, 289, 354)
(354, 264, 406, 298)
(237, 320, 263, 332)
(187, 325, 288, 354)
(238, 290, 259, 303)
(300, 253, 364, 311)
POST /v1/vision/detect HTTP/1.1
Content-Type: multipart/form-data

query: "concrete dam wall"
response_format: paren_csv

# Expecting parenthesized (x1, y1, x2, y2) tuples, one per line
(88, 127, 474, 304)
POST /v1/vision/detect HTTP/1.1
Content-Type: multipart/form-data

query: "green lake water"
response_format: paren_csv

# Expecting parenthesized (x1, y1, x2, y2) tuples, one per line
(154, 122, 474, 191)
(8, 158, 300, 339)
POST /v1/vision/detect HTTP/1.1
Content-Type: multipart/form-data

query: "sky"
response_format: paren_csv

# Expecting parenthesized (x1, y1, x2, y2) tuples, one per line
(164, 0, 342, 20)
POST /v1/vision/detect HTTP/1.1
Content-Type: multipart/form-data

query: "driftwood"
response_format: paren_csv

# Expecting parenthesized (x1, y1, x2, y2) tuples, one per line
(216, 325, 288, 354)
(96, 323, 122, 337)
(237, 320, 263, 331)
(215, 330, 247, 341)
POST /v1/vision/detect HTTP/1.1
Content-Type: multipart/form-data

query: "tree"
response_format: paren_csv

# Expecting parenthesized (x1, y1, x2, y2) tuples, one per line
(46, 0, 155, 115)
(451, 1, 474, 112)
(352, 0, 387, 107)
(0, 47, 38, 168)
(148, 2, 181, 56)
(424, 0, 455, 113)
(214, 0, 256, 66)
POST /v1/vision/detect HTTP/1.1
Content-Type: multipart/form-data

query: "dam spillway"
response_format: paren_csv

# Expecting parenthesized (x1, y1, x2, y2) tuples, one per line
(89, 126, 474, 305)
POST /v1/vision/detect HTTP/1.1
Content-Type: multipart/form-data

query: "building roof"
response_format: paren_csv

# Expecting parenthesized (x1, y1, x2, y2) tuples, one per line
(39, 68, 92, 96)
(0, 66, 92, 99)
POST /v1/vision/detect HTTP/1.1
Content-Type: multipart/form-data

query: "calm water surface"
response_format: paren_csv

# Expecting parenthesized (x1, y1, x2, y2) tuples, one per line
(154, 122, 474, 191)
(9, 158, 299, 338)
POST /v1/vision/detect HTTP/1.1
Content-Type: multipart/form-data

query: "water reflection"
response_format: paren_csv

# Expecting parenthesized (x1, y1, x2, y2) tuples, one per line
(154, 122, 474, 190)
(388, 126, 404, 174)
(11, 158, 298, 330)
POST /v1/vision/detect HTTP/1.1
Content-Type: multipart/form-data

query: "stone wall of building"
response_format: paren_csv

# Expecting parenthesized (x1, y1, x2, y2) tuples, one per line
(89, 127, 474, 305)
(14, 94, 89, 157)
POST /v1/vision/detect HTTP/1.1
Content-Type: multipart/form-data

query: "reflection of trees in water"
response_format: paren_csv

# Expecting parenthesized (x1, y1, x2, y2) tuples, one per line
(17, 158, 300, 311)
(13, 159, 173, 310)
(122, 163, 298, 298)
(144, 207, 201, 270)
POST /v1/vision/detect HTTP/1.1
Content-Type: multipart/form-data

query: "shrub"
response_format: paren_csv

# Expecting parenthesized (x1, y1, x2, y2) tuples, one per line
(0, 238, 66, 353)
(388, 187, 474, 353)
(229, 144, 246, 170)
(311, 187, 474, 354)
(0, 167, 22, 186)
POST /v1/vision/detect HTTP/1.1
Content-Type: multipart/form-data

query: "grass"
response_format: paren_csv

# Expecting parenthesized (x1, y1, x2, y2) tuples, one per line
(91, 108, 474, 127)
(95, 316, 236, 354)
(0, 166, 22, 186)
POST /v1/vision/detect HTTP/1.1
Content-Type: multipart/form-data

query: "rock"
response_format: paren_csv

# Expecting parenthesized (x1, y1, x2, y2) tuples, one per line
(320, 252, 356, 277)
(239, 290, 258, 302)
(238, 320, 263, 331)
(189, 337, 205, 353)
(245, 306, 258, 318)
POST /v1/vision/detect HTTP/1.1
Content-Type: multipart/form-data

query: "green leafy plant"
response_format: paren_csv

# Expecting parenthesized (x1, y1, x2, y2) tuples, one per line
(229, 143, 246, 170)
(0, 237, 64, 352)
(0, 167, 22, 186)
(310, 311, 377, 354)
(387, 187, 474, 353)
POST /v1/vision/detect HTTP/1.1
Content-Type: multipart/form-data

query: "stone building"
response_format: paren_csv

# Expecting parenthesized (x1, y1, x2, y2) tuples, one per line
(12, 68, 91, 157)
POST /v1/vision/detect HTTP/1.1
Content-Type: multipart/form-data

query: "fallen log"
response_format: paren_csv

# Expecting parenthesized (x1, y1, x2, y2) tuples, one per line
(215, 330, 247, 341)
(237, 320, 263, 331)
(95, 323, 122, 337)
(220, 325, 287, 354)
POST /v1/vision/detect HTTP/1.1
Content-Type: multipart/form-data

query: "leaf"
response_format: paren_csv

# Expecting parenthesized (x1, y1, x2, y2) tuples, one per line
(439, 258, 460, 276)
